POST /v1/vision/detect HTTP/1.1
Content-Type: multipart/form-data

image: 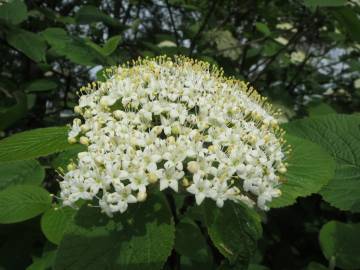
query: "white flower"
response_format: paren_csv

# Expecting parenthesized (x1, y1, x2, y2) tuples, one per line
(354, 78, 360, 89)
(276, 23, 293, 30)
(159, 166, 184, 192)
(68, 118, 81, 139)
(187, 173, 212, 205)
(59, 56, 287, 215)
(275, 36, 289, 45)
(290, 51, 306, 64)
(157, 40, 177, 48)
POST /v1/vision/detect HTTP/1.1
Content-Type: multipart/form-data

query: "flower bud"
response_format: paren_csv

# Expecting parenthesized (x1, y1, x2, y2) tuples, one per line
(68, 137, 77, 144)
(147, 172, 158, 184)
(74, 106, 82, 114)
(79, 136, 90, 145)
(137, 191, 147, 202)
(187, 161, 200, 174)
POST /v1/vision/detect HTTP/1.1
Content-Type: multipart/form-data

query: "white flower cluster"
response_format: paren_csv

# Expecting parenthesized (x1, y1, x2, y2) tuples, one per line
(60, 56, 288, 216)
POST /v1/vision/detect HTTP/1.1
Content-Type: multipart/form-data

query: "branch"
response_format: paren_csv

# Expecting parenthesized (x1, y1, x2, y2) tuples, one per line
(249, 31, 302, 85)
(165, 0, 180, 47)
(189, 0, 217, 55)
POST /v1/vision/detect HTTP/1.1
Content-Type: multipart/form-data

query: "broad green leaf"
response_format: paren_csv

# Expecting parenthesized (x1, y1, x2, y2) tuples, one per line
(41, 27, 71, 50)
(41, 207, 76, 245)
(0, 159, 45, 190)
(42, 27, 104, 65)
(175, 218, 213, 270)
(0, 185, 51, 224)
(55, 194, 175, 270)
(6, 29, 46, 62)
(0, 91, 27, 131)
(0, 0, 27, 25)
(203, 201, 262, 267)
(304, 0, 346, 7)
(306, 262, 327, 270)
(61, 40, 105, 66)
(0, 126, 73, 162)
(75, 5, 121, 27)
(255, 22, 271, 36)
(319, 221, 360, 269)
(271, 135, 335, 207)
(51, 144, 86, 171)
(284, 114, 360, 212)
(332, 7, 360, 42)
(26, 250, 56, 270)
(102, 35, 122, 56)
(25, 79, 58, 93)
(308, 103, 336, 117)
(248, 265, 270, 270)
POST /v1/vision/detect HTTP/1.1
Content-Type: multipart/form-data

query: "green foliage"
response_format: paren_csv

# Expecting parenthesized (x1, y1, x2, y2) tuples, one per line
(0, 185, 51, 224)
(203, 201, 262, 267)
(174, 217, 213, 269)
(271, 134, 335, 207)
(41, 207, 76, 245)
(25, 79, 58, 93)
(0, 159, 44, 190)
(0, 127, 74, 162)
(332, 7, 360, 42)
(303, 0, 347, 7)
(50, 144, 86, 171)
(284, 114, 360, 212)
(55, 194, 175, 270)
(319, 221, 360, 269)
(6, 29, 46, 62)
(307, 103, 336, 117)
(75, 5, 122, 27)
(26, 250, 56, 270)
(0, 91, 27, 131)
(0, 0, 27, 25)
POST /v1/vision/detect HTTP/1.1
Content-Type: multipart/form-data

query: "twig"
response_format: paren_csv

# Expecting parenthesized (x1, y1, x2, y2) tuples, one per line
(189, 0, 218, 55)
(165, 0, 180, 47)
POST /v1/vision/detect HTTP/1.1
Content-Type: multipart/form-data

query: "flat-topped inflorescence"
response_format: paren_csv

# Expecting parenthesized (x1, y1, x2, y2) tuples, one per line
(59, 56, 289, 216)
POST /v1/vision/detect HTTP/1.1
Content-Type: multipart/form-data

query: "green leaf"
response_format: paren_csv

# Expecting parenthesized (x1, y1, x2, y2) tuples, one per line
(51, 144, 86, 171)
(42, 27, 104, 66)
(0, 0, 27, 25)
(332, 7, 360, 42)
(6, 28, 46, 62)
(255, 22, 271, 36)
(203, 201, 262, 267)
(308, 103, 336, 117)
(55, 194, 175, 270)
(319, 221, 360, 269)
(0, 126, 73, 162)
(271, 135, 335, 208)
(41, 207, 76, 245)
(102, 35, 122, 56)
(248, 265, 270, 270)
(0, 91, 27, 131)
(62, 40, 105, 66)
(284, 114, 360, 212)
(304, 0, 346, 7)
(0, 185, 51, 224)
(306, 262, 327, 270)
(26, 250, 56, 270)
(175, 218, 213, 269)
(0, 159, 45, 190)
(41, 27, 72, 50)
(25, 79, 58, 93)
(75, 5, 121, 27)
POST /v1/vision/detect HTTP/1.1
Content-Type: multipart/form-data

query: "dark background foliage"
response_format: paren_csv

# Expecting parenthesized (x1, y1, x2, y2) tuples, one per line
(1, 0, 360, 269)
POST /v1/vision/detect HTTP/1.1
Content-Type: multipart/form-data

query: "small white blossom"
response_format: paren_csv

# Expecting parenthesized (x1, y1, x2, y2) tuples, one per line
(290, 51, 306, 64)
